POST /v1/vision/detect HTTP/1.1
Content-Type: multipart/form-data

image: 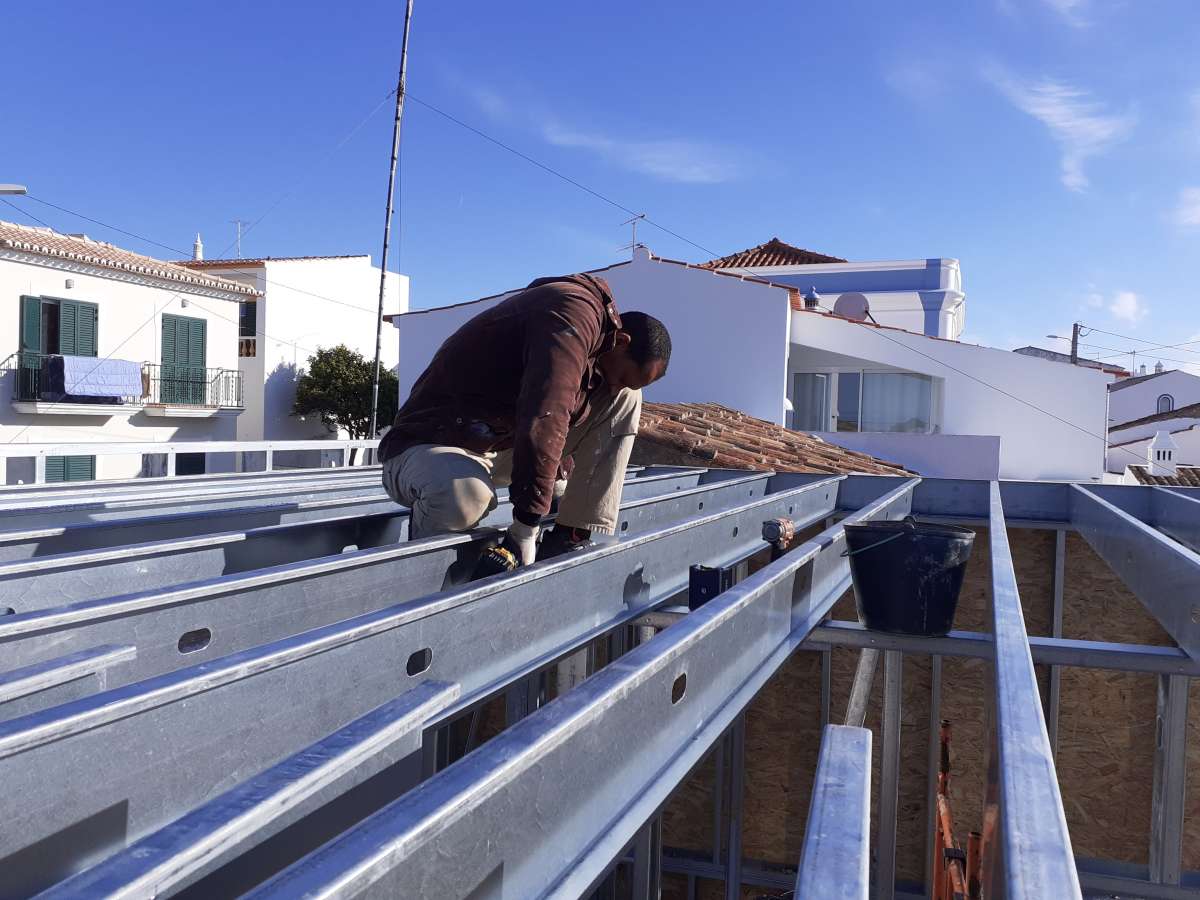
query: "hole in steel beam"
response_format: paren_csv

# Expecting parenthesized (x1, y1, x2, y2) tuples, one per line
(732, 526, 739, 537)
(177, 628, 212, 654)
(620, 521, 629, 533)
(788, 506, 794, 515)
(407, 647, 433, 676)
(671, 673, 687, 704)
(697, 501, 704, 510)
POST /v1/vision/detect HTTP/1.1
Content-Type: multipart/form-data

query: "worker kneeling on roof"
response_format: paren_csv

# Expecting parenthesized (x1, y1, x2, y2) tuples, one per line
(378, 273, 671, 571)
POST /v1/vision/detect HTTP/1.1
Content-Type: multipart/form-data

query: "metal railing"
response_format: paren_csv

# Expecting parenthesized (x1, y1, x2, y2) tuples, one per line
(143, 363, 243, 408)
(13, 352, 139, 405)
(11, 354, 242, 410)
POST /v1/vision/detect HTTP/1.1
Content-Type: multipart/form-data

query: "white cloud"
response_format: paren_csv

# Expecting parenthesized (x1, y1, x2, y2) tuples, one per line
(984, 66, 1134, 191)
(469, 86, 510, 122)
(1109, 290, 1146, 324)
(1041, 0, 1090, 27)
(1084, 291, 1104, 308)
(885, 60, 949, 104)
(1174, 187, 1200, 227)
(541, 123, 744, 185)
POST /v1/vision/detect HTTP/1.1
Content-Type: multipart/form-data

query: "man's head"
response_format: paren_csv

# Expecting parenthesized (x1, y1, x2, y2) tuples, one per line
(597, 311, 671, 391)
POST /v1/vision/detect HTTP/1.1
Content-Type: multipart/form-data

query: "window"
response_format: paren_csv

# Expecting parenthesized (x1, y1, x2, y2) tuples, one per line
(792, 374, 829, 430)
(1158, 394, 1174, 414)
(239, 301, 257, 338)
(20, 296, 99, 357)
(160, 313, 208, 404)
(836, 373, 861, 432)
(861, 372, 934, 433)
(45, 455, 95, 482)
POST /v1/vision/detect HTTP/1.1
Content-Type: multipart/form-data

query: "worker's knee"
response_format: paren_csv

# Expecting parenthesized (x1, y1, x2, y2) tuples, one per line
(416, 474, 497, 533)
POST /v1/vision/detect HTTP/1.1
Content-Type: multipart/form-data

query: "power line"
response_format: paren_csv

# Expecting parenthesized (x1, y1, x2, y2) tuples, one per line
(1079, 324, 1200, 359)
(0, 197, 53, 230)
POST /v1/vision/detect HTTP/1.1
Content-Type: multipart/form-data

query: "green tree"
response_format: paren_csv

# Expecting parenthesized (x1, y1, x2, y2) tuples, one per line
(292, 345, 398, 459)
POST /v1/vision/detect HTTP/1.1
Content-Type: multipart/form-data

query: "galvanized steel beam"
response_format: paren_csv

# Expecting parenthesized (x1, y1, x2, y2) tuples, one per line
(1070, 485, 1200, 660)
(987, 482, 1081, 899)
(38, 681, 458, 900)
(241, 480, 917, 899)
(876, 649, 902, 899)
(1149, 674, 1190, 885)
(0, 477, 845, 895)
(0, 473, 784, 718)
(794, 725, 871, 900)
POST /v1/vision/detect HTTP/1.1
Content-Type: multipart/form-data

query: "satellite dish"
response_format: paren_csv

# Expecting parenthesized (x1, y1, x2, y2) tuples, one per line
(833, 292, 872, 322)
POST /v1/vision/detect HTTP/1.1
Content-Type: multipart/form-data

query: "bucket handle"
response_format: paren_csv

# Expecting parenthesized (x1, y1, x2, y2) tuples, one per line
(840, 515, 918, 558)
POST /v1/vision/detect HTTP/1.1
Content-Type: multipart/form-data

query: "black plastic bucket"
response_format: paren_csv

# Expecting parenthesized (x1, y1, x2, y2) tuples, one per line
(842, 516, 975, 636)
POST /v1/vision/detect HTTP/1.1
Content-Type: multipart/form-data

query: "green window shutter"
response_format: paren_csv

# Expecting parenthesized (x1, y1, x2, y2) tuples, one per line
(19, 296, 41, 354)
(188, 317, 207, 368)
(75, 302, 98, 356)
(66, 455, 96, 481)
(45, 456, 66, 482)
(60, 301, 78, 355)
(162, 315, 177, 363)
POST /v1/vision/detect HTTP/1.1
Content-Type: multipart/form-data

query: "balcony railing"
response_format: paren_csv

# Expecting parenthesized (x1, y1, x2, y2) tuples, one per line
(144, 363, 243, 408)
(12, 353, 242, 409)
(238, 336, 257, 358)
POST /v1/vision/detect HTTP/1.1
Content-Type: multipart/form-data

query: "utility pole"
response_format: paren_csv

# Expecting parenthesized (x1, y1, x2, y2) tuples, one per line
(369, 0, 415, 449)
(230, 219, 249, 259)
(1069, 322, 1080, 365)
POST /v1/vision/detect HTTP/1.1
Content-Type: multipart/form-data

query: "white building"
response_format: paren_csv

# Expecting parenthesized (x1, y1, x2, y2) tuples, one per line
(1, 221, 253, 482)
(390, 244, 1110, 481)
(701, 237, 966, 339)
(178, 251, 408, 444)
(1107, 367, 1200, 426)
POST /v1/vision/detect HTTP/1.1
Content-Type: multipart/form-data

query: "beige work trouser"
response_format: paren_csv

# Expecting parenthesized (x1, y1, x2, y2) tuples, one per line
(382, 388, 641, 539)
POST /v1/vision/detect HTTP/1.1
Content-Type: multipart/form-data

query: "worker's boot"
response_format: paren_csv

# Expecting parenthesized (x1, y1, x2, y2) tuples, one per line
(537, 525, 593, 561)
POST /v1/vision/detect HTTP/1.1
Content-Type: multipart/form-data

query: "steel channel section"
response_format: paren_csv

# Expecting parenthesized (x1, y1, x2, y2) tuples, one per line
(1070, 485, 1200, 660)
(1048, 529, 1066, 756)
(1149, 674, 1190, 885)
(0, 477, 843, 895)
(1150, 487, 1200, 553)
(0, 494, 404, 562)
(0, 468, 703, 612)
(923, 655, 942, 898)
(876, 649, 902, 899)
(843, 648, 878, 729)
(0, 473, 782, 721)
(988, 482, 1081, 899)
(794, 725, 871, 900)
(39, 682, 459, 900)
(240, 479, 918, 900)
(0, 481, 386, 534)
(725, 716, 746, 900)
(0, 644, 135, 706)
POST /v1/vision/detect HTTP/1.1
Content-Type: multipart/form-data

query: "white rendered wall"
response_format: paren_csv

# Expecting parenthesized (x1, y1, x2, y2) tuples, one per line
(790, 311, 1109, 481)
(0, 253, 242, 480)
(1108, 370, 1200, 426)
(394, 251, 794, 425)
(814, 432, 1001, 479)
(198, 257, 409, 442)
(717, 258, 965, 339)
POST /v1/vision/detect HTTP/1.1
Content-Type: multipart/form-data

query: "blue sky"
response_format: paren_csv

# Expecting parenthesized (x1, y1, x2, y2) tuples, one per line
(4, 1, 1198, 369)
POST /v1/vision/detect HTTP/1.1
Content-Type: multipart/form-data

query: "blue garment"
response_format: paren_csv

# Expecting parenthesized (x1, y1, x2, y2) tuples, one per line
(60, 355, 143, 398)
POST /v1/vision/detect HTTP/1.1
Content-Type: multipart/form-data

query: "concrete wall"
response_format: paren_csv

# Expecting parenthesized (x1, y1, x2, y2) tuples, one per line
(717, 258, 965, 339)
(0, 252, 242, 480)
(395, 251, 794, 425)
(814, 431, 1001, 479)
(198, 257, 409, 442)
(791, 311, 1110, 481)
(1109, 370, 1200, 426)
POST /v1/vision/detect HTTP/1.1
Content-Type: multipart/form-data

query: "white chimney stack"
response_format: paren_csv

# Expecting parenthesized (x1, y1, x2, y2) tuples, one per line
(1154, 361, 1164, 374)
(192, 232, 204, 261)
(1138, 364, 1147, 376)
(1148, 430, 1178, 477)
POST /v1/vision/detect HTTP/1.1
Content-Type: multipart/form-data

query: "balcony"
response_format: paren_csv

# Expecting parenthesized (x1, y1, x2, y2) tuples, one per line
(10, 353, 243, 418)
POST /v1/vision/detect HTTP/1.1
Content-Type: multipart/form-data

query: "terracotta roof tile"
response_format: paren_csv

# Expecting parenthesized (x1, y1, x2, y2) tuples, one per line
(1128, 465, 1200, 487)
(700, 237, 846, 269)
(0, 220, 258, 297)
(636, 402, 914, 476)
(178, 255, 369, 268)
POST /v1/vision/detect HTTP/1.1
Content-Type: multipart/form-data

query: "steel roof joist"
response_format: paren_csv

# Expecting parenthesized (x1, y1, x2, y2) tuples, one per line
(0, 476, 844, 894)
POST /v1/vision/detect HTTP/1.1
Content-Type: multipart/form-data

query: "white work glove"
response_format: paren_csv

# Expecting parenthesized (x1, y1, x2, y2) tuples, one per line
(504, 520, 540, 567)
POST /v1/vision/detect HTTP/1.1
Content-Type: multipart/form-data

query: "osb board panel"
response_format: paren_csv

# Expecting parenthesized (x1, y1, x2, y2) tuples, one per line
(741, 651, 823, 862)
(1055, 532, 1171, 865)
(1188, 677, 1200, 871)
(661, 745, 718, 854)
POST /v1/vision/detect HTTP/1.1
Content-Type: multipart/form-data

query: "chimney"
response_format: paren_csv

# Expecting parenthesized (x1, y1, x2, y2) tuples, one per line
(1148, 430, 1179, 477)
(1154, 361, 1164, 374)
(192, 232, 204, 261)
(1139, 364, 1147, 376)
(803, 286, 821, 310)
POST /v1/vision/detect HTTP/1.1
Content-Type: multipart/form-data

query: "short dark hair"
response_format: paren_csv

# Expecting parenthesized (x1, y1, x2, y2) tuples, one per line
(621, 311, 671, 367)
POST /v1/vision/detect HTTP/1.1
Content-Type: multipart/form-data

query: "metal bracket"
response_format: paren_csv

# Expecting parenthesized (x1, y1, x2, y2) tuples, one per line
(688, 564, 735, 610)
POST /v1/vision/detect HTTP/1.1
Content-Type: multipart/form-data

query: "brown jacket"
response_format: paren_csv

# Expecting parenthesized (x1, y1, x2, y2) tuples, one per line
(379, 274, 622, 525)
